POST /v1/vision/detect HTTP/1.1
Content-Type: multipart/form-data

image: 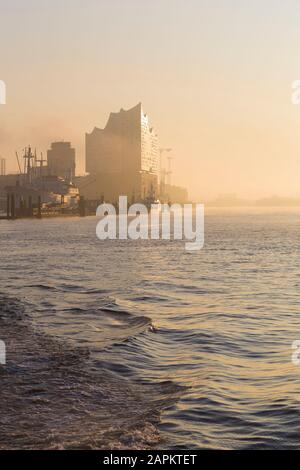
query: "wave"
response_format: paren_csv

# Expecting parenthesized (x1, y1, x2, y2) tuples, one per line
(26, 283, 109, 295)
(0, 294, 183, 450)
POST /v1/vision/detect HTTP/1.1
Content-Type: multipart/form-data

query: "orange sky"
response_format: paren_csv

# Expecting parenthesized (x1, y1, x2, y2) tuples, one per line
(1, 0, 300, 200)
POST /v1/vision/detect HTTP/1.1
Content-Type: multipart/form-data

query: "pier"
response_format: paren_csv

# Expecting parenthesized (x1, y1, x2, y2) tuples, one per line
(0, 192, 86, 220)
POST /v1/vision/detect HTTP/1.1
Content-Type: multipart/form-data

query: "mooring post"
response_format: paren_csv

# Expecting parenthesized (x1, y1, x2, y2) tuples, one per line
(28, 196, 33, 217)
(23, 198, 27, 216)
(19, 197, 24, 217)
(6, 193, 10, 219)
(79, 196, 86, 217)
(10, 194, 15, 219)
(37, 196, 42, 219)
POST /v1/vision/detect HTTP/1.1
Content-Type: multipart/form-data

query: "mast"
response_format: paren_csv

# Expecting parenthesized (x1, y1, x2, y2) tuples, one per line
(22, 146, 35, 184)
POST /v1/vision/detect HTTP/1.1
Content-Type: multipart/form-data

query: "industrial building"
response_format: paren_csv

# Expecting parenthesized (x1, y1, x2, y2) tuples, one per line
(47, 142, 76, 183)
(0, 145, 79, 216)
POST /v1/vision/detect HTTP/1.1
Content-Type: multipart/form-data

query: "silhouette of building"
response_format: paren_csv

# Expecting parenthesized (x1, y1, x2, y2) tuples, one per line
(84, 103, 159, 202)
(47, 142, 76, 182)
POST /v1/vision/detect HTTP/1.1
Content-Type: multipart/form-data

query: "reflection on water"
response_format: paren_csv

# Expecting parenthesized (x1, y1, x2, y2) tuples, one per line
(0, 208, 300, 449)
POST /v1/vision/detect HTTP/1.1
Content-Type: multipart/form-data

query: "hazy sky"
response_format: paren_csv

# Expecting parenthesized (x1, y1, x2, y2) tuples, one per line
(0, 0, 300, 200)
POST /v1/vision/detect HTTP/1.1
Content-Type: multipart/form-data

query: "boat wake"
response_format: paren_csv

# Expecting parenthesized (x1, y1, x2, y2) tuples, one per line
(0, 295, 183, 450)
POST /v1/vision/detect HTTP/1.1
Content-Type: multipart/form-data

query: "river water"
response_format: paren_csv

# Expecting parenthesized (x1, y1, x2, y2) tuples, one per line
(1, 208, 300, 449)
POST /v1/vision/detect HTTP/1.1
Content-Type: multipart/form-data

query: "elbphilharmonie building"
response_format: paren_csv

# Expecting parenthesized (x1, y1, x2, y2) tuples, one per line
(84, 103, 159, 202)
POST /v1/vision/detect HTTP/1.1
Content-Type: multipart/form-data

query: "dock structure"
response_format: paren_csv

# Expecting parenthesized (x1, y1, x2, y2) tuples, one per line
(79, 196, 86, 217)
(0, 145, 83, 220)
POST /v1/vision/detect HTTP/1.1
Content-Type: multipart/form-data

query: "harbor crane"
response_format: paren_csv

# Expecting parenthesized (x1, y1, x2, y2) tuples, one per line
(159, 148, 174, 194)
